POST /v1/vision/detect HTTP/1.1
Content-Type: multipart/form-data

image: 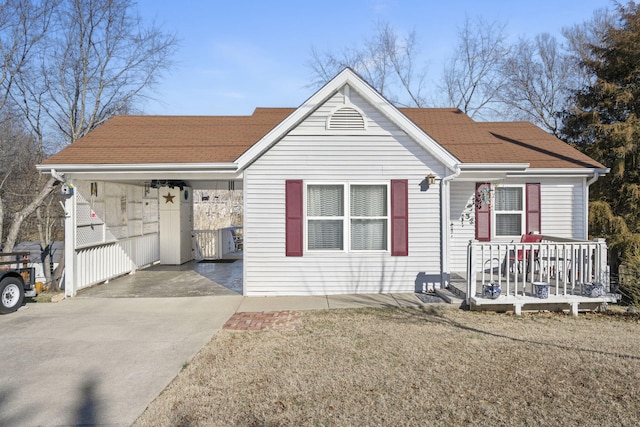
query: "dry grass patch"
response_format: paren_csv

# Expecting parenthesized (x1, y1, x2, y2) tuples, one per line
(134, 307, 640, 426)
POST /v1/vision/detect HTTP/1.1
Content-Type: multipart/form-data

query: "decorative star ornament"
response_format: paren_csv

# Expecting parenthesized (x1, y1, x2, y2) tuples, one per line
(163, 192, 175, 203)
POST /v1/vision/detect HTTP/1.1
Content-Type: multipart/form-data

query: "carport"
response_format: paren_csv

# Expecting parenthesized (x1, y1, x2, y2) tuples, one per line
(76, 259, 243, 298)
(36, 110, 291, 298)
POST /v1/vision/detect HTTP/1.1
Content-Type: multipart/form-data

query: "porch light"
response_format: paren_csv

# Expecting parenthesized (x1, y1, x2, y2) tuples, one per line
(426, 173, 437, 185)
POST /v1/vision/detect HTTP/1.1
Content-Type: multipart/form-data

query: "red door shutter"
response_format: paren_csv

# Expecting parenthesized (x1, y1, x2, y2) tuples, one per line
(526, 183, 541, 234)
(475, 183, 491, 242)
(285, 180, 303, 256)
(391, 179, 409, 256)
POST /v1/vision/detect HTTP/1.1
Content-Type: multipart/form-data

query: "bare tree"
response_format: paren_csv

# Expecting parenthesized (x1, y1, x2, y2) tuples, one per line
(499, 34, 577, 136)
(307, 21, 429, 107)
(1, 0, 177, 269)
(439, 17, 509, 119)
(25, 0, 178, 144)
(562, 7, 615, 88)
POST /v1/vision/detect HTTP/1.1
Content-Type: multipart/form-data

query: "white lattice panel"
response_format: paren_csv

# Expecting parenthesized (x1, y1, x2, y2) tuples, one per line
(77, 204, 92, 226)
(76, 225, 104, 247)
(77, 202, 106, 226)
(143, 222, 158, 234)
(91, 201, 106, 221)
(75, 190, 88, 204)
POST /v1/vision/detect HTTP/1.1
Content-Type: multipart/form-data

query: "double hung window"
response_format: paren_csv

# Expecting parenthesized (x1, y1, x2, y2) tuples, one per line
(307, 184, 388, 251)
(494, 186, 524, 237)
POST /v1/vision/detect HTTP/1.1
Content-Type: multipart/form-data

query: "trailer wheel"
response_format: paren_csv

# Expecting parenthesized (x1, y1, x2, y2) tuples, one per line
(0, 277, 24, 314)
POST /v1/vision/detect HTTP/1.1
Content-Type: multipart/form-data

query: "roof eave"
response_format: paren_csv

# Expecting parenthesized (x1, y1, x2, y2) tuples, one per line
(510, 167, 610, 178)
(36, 162, 238, 173)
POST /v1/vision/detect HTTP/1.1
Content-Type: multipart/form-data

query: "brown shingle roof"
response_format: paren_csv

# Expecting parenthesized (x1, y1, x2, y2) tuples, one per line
(401, 109, 604, 169)
(43, 106, 604, 170)
(43, 108, 295, 165)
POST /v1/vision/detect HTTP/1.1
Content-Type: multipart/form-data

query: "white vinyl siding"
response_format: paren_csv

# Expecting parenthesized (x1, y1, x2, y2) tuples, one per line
(244, 87, 444, 295)
(448, 178, 587, 273)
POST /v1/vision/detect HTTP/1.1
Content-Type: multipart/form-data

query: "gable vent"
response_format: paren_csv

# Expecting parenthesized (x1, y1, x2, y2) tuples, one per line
(327, 107, 366, 130)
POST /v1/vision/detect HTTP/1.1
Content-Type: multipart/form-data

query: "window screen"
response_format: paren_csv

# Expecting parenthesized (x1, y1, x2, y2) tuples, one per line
(307, 185, 344, 250)
(351, 185, 387, 250)
(495, 187, 524, 236)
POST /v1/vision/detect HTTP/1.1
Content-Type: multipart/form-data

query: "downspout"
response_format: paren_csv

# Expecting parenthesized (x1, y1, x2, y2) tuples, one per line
(440, 165, 462, 288)
(584, 169, 605, 239)
(586, 170, 601, 187)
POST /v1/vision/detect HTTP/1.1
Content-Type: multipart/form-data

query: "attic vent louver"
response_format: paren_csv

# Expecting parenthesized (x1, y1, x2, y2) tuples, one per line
(327, 107, 366, 130)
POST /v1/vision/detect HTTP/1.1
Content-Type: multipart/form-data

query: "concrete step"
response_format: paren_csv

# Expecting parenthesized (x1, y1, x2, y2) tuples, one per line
(435, 288, 465, 305)
(447, 283, 467, 299)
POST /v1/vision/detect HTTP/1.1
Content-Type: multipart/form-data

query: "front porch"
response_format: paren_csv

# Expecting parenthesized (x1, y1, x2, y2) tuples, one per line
(454, 235, 621, 315)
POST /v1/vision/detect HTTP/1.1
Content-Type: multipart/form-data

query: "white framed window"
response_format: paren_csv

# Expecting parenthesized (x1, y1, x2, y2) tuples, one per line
(493, 185, 525, 237)
(306, 183, 388, 252)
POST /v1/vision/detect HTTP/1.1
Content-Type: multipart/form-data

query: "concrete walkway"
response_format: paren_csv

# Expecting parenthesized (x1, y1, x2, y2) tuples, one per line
(0, 291, 428, 427)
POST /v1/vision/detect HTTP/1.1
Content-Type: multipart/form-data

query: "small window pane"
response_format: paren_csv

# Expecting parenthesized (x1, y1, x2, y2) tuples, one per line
(308, 185, 343, 216)
(308, 220, 343, 250)
(495, 187, 522, 211)
(351, 219, 387, 250)
(351, 185, 387, 217)
(496, 213, 522, 236)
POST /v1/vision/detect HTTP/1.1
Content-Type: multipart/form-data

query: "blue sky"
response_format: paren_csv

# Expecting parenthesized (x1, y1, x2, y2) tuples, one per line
(136, 0, 611, 116)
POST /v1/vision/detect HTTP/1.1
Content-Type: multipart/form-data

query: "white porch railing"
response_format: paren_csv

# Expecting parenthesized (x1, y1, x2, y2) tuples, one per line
(193, 227, 243, 260)
(76, 233, 159, 291)
(193, 230, 217, 259)
(466, 236, 610, 305)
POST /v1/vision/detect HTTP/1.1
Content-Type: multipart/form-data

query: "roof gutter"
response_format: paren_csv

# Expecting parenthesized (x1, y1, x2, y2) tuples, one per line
(37, 162, 238, 172)
(587, 167, 610, 186)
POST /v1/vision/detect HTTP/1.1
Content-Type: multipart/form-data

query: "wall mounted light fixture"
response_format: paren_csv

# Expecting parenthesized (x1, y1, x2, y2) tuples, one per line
(426, 173, 437, 185)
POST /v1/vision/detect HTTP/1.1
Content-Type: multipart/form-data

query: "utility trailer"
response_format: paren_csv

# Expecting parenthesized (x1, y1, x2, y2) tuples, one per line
(0, 252, 37, 314)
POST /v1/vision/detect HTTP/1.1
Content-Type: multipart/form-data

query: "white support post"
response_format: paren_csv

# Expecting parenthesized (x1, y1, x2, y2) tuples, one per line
(64, 179, 77, 297)
(570, 302, 579, 316)
(594, 238, 608, 287)
(514, 303, 523, 316)
(467, 241, 476, 305)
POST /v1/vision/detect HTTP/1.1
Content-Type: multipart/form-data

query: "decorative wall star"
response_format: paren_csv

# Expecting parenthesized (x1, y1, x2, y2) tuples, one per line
(163, 192, 175, 203)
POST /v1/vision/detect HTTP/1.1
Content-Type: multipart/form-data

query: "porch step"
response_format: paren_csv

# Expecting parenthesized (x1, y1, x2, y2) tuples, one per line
(446, 281, 467, 299)
(435, 288, 465, 306)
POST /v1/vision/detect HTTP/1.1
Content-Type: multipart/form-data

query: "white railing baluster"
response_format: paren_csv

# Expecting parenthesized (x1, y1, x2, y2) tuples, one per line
(75, 234, 159, 291)
(468, 236, 609, 300)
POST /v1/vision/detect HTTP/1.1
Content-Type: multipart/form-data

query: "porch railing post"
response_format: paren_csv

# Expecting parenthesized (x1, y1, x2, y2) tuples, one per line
(594, 238, 609, 290)
(467, 240, 475, 305)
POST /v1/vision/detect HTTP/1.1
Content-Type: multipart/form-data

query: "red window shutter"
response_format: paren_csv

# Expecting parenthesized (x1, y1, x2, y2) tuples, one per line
(475, 183, 491, 242)
(526, 183, 541, 234)
(391, 179, 409, 256)
(285, 180, 303, 256)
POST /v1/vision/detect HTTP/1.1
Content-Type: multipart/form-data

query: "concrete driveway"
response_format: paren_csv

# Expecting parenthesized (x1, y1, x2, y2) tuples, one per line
(0, 294, 243, 426)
